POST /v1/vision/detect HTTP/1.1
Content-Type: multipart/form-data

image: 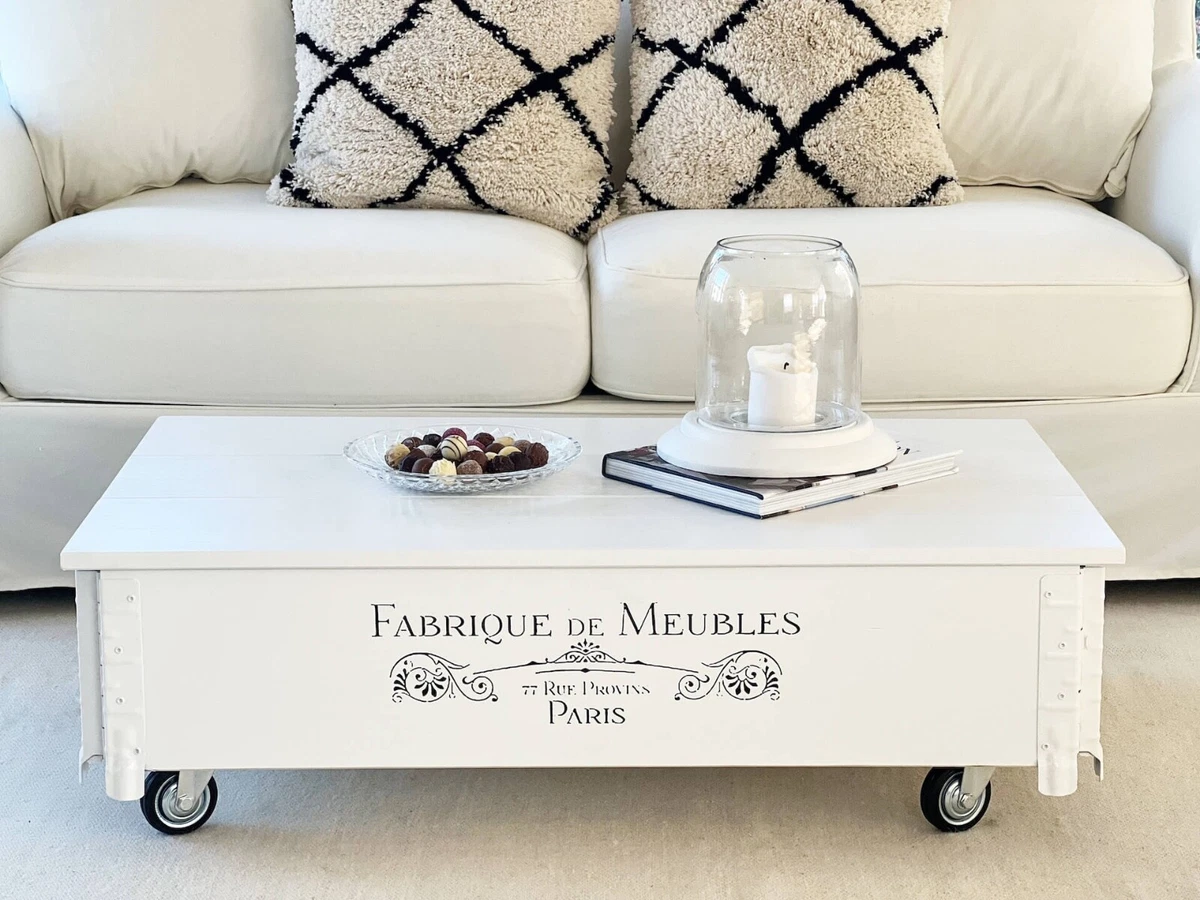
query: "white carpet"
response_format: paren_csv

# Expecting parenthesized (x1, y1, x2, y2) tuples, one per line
(2, 583, 1198, 899)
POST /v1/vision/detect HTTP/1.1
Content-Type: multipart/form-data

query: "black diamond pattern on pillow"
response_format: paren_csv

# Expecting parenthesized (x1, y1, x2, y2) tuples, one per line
(271, 0, 618, 239)
(625, 0, 962, 211)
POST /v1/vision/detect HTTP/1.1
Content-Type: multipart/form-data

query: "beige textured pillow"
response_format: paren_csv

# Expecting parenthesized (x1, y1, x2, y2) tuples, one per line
(942, 0, 1155, 201)
(270, 0, 620, 238)
(0, 0, 297, 221)
(624, 0, 962, 212)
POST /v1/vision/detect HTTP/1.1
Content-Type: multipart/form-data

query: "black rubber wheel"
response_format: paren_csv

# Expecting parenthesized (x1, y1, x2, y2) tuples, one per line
(140, 771, 218, 835)
(920, 767, 991, 832)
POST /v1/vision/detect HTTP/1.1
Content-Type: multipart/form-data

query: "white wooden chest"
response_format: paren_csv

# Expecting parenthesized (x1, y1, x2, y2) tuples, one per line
(63, 416, 1122, 833)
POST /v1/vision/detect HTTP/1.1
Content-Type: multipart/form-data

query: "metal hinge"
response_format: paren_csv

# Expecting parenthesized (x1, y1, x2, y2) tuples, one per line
(99, 578, 147, 801)
(1036, 572, 1083, 797)
(75, 572, 104, 780)
(1079, 567, 1105, 779)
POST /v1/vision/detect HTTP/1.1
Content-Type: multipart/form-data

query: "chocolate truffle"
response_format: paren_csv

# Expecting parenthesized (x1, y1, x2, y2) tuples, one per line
(400, 454, 422, 473)
(514, 439, 533, 453)
(385, 443, 411, 469)
(466, 439, 486, 450)
(438, 435, 469, 461)
(488, 455, 515, 474)
(527, 442, 550, 468)
(411, 457, 434, 475)
(486, 452, 497, 460)
(485, 442, 506, 455)
(473, 432, 495, 447)
(456, 460, 484, 476)
(465, 450, 489, 469)
(498, 445, 521, 457)
(422, 433, 442, 446)
(430, 458, 457, 477)
(417, 444, 438, 458)
(509, 451, 532, 471)
(401, 436, 423, 450)
(442, 427, 468, 440)
(496, 436, 516, 447)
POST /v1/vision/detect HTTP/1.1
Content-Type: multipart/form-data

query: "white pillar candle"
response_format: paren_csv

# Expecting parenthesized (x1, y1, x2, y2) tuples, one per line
(747, 345, 818, 428)
(745, 320, 825, 429)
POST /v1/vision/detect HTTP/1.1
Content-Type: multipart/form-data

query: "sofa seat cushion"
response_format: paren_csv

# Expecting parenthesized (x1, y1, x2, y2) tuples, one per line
(0, 182, 590, 406)
(589, 186, 1193, 402)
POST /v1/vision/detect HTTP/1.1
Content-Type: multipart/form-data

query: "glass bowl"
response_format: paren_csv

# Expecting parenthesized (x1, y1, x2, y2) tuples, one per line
(344, 425, 582, 494)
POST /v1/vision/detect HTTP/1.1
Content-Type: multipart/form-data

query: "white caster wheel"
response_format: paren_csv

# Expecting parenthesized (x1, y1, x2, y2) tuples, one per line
(140, 771, 218, 835)
(920, 767, 990, 832)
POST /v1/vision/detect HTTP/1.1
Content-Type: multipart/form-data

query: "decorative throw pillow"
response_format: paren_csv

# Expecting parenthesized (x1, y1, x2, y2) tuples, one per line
(624, 0, 963, 212)
(269, 0, 620, 239)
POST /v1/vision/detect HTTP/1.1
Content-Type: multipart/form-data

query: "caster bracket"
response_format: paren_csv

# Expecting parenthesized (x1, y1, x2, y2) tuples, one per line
(176, 769, 214, 813)
(959, 766, 995, 807)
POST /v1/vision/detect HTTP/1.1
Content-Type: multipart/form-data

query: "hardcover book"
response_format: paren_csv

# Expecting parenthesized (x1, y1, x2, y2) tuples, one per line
(601, 444, 960, 519)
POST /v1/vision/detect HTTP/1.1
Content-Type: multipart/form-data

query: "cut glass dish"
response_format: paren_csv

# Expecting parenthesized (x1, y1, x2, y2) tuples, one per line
(344, 425, 581, 494)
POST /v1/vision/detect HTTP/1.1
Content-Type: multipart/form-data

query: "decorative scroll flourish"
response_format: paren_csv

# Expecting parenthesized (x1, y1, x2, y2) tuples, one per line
(475, 640, 695, 676)
(389, 644, 781, 705)
(675, 651, 781, 701)
(554, 640, 623, 664)
(390, 653, 497, 703)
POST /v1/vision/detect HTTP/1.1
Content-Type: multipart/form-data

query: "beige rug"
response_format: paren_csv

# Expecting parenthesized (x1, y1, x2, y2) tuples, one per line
(2, 583, 1197, 899)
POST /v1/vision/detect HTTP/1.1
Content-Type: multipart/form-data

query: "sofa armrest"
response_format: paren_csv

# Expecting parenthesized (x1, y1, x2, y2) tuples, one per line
(1113, 61, 1200, 391)
(0, 79, 51, 259)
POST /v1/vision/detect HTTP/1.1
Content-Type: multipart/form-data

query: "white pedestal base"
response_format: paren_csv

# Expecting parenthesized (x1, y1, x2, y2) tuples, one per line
(657, 412, 898, 477)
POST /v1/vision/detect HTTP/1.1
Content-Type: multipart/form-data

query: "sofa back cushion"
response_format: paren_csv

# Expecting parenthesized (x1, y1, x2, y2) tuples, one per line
(0, 0, 297, 219)
(936, 0, 1155, 201)
(0, 0, 1189, 221)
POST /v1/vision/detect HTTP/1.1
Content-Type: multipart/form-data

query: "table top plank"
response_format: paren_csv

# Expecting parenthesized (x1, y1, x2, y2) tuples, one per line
(61, 416, 1124, 570)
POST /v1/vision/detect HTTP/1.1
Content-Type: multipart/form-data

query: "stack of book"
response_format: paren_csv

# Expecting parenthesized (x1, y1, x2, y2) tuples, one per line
(601, 444, 960, 519)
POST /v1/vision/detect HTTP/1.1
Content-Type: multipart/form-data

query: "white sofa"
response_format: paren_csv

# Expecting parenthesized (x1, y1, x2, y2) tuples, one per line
(1, 1, 1198, 589)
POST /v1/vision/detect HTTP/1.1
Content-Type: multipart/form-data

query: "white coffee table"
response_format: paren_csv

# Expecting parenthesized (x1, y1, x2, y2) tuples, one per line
(63, 416, 1122, 834)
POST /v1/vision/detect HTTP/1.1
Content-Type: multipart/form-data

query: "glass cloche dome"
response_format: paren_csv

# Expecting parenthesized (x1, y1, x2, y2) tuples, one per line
(658, 235, 897, 478)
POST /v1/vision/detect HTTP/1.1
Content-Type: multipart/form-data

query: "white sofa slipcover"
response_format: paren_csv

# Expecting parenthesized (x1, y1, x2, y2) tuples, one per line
(0, 183, 590, 407)
(943, 0, 1155, 200)
(0, 0, 1198, 589)
(1155, 0, 1199, 69)
(589, 186, 1192, 402)
(0, 81, 50, 258)
(0, 0, 296, 219)
(1114, 61, 1200, 394)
